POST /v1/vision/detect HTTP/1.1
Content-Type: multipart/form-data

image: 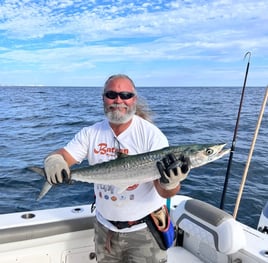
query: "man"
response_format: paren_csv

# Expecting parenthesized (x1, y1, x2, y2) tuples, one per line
(44, 74, 189, 262)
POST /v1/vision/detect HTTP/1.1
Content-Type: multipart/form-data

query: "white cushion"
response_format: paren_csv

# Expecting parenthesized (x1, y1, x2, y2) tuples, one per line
(173, 199, 246, 255)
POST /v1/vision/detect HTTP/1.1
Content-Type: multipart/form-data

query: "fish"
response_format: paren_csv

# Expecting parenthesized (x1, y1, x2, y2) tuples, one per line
(28, 143, 230, 200)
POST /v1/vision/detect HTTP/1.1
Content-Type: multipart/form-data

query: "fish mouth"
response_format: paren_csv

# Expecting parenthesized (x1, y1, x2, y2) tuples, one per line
(217, 143, 231, 158)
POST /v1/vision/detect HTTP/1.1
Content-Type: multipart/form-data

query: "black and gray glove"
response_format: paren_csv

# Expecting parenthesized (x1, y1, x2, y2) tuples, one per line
(156, 154, 190, 190)
(44, 154, 70, 184)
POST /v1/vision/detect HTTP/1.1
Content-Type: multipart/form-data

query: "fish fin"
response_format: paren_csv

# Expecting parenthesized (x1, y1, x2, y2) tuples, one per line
(27, 166, 46, 177)
(37, 182, 53, 201)
(116, 152, 128, 159)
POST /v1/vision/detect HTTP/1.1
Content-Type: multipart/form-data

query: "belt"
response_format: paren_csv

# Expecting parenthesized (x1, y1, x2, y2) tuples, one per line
(109, 217, 147, 229)
(108, 207, 163, 230)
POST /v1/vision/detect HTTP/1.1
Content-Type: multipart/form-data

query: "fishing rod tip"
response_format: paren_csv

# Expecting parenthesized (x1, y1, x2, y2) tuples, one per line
(243, 51, 251, 62)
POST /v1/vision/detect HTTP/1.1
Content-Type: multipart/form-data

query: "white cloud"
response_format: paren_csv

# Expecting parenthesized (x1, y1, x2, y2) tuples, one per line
(0, 0, 268, 86)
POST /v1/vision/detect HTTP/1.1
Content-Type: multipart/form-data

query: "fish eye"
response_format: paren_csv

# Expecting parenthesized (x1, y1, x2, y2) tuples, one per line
(206, 148, 214, 155)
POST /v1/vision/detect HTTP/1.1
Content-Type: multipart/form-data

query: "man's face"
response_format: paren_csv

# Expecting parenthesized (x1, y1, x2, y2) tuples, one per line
(103, 77, 137, 124)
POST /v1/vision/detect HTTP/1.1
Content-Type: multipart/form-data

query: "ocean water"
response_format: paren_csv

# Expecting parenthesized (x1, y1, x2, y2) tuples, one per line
(0, 86, 267, 229)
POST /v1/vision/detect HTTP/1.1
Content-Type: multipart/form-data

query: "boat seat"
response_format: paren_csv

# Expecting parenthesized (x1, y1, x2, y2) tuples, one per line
(171, 198, 246, 256)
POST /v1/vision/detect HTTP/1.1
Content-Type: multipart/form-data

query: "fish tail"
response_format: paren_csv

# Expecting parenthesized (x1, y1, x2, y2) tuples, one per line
(27, 166, 53, 200)
(27, 166, 46, 177)
(37, 182, 53, 201)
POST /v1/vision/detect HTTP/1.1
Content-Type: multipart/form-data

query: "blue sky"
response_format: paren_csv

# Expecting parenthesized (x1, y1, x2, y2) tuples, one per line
(0, 0, 267, 87)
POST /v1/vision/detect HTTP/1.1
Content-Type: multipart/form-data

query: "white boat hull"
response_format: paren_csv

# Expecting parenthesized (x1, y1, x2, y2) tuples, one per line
(1, 195, 268, 263)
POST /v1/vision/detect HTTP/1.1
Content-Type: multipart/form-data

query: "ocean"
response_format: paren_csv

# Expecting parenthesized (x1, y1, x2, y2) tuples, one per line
(0, 86, 267, 229)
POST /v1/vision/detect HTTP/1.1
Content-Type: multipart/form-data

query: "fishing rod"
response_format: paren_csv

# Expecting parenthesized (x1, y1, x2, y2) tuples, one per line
(219, 51, 251, 210)
(233, 87, 268, 219)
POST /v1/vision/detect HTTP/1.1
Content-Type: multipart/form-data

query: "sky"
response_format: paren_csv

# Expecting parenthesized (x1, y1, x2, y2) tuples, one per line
(0, 0, 268, 87)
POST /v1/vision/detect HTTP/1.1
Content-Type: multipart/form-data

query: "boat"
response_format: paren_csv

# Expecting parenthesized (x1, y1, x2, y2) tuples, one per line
(1, 77, 267, 262)
(0, 194, 268, 262)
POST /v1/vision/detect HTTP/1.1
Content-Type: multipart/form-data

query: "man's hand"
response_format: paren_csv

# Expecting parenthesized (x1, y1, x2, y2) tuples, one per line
(44, 154, 71, 184)
(156, 154, 190, 190)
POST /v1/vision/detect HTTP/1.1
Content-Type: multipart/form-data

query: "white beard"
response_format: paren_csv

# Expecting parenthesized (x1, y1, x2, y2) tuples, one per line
(104, 103, 136, 124)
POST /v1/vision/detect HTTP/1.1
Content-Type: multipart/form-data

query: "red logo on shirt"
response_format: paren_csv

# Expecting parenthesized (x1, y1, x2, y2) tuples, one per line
(94, 143, 129, 156)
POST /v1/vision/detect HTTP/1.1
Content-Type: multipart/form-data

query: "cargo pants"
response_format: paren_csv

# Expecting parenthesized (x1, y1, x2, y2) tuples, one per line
(94, 219, 167, 263)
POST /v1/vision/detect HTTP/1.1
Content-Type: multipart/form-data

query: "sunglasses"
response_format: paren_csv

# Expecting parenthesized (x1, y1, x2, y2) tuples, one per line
(104, 91, 136, 100)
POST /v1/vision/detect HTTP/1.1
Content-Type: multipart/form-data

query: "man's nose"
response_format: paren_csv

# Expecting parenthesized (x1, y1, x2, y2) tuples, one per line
(114, 96, 123, 103)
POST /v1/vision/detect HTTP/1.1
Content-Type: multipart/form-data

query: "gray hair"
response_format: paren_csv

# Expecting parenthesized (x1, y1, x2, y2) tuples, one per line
(104, 74, 136, 93)
(103, 74, 153, 122)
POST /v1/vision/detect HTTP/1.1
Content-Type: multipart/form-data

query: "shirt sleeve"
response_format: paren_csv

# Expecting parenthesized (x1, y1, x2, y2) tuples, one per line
(144, 119, 169, 151)
(64, 127, 90, 163)
(149, 127, 169, 151)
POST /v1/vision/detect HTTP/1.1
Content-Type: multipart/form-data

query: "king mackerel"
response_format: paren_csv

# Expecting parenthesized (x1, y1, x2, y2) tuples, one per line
(28, 143, 230, 200)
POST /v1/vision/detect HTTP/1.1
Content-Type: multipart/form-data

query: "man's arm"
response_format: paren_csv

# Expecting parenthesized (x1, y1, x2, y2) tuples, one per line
(154, 180, 181, 198)
(50, 148, 78, 167)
